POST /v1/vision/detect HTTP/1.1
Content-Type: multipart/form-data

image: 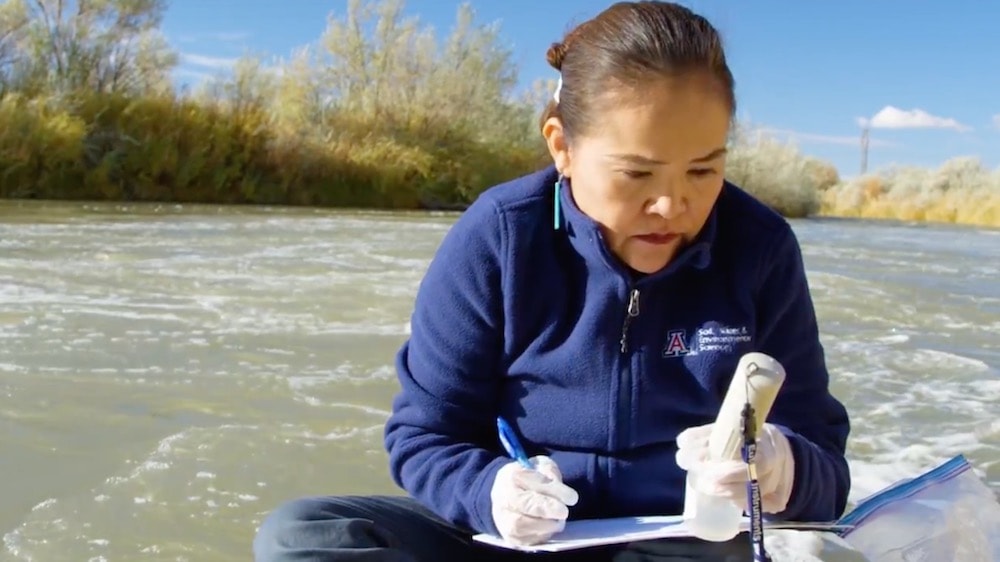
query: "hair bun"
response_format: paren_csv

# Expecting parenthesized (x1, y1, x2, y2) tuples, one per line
(546, 42, 568, 71)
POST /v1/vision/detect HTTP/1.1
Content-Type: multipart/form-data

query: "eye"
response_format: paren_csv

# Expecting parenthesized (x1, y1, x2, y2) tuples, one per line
(621, 169, 651, 179)
(688, 168, 716, 178)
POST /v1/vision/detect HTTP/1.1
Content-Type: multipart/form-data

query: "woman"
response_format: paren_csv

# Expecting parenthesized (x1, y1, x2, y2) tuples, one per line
(253, 2, 851, 561)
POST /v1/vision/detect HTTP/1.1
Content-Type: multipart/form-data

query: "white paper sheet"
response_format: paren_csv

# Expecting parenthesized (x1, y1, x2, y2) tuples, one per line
(472, 515, 849, 553)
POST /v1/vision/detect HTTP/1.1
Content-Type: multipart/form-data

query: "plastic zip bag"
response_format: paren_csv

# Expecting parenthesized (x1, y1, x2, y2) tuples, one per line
(835, 454, 1000, 561)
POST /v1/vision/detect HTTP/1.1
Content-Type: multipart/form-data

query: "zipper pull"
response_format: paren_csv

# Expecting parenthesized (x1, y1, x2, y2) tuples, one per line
(620, 288, 640, 353)
(627, 289, 640, 317)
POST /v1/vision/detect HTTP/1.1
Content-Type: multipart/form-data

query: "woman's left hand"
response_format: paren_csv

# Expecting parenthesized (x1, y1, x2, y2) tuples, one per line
(675, 422, 796, 514)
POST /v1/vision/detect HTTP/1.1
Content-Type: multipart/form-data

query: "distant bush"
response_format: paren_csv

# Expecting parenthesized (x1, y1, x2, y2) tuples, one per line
(822, 157, 1000, 227)
(0, 87, 546, 208)
(0, 0, 549, 209)
(0, 0, 996, 228)
(725, 126, 840, 218)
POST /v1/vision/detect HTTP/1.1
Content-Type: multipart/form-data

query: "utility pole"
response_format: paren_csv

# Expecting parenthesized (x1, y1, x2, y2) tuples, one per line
(860, 125, 870, 175)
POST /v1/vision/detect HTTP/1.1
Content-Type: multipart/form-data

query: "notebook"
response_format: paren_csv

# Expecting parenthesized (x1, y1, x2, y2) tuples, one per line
(472, 515, 849, 553)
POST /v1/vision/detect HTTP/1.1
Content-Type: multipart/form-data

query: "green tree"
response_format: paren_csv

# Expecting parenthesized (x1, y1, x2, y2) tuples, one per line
(0, 0, 31, 95)
(6, 0, 177, 97)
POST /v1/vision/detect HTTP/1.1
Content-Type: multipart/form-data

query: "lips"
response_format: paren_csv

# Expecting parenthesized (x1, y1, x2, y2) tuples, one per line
(634, 233, 679, 245)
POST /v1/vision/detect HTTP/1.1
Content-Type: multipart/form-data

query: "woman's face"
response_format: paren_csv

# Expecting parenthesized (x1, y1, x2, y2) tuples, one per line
(544, 74, 731, 274)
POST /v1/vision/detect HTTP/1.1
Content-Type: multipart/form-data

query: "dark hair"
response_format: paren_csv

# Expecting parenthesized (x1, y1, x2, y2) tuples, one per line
(540, 1, 736, 138)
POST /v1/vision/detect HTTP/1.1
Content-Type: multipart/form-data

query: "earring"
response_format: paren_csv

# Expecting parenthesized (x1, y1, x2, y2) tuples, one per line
(553, 176, 563, 230)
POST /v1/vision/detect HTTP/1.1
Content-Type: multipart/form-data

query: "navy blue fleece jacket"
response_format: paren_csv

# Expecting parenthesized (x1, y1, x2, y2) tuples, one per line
(383, 165, 851, 536)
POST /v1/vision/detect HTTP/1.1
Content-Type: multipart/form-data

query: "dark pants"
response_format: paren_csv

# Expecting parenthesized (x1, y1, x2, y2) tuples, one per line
(252, 495, 753, 562)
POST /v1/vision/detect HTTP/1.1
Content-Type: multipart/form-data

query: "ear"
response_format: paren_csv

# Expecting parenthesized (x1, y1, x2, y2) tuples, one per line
(542, 116, 572, 177)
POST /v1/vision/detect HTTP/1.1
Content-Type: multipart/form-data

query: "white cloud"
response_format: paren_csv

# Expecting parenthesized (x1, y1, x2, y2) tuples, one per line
(172, 68, 213, 81)
(758, 127, 895, 148)
(992, 114, 1000, 130)
(171, 32, 249, 45)
(860, 105, 970, 132)
(211, 32, 250, 42)
(180, 53, 239, 69)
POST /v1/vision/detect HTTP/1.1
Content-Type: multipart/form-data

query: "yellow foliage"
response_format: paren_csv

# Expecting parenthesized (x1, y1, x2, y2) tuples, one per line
(0, 0, 996, 227)
(821, 158, 1000, 228)
(0, 87, 543, 209)
(5, 81, 997, 227)
(0, 0, 548, 209)
(0, 94, 87, 198)
(724, 129, 828, 218)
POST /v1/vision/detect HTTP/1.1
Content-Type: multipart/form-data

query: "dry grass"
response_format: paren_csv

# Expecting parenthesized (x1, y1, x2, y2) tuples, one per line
(821, 157, 1000, 228)
(5, 86, 994, 228)
(725, 126, 841, 218)
(723, 126, 999, 229)
(0, 1, 549, 208)
(1, 0, 995, 227)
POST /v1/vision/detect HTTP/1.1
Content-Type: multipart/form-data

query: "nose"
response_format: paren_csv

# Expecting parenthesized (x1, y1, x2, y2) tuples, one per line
(646, 191, 687, 220)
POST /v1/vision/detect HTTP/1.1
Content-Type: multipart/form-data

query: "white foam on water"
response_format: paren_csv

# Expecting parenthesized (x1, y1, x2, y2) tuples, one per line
(3, 207, 995, 560)
(61, 304, 190, 324)
(313, 322, 411, 336)
(287, 362, 395, 388)
(810, 236, 1000, 520)
(327, 402, 393, 418)
(873, 333, 910, 344)
(287, 363, 397, 409)
(30, 499, 57, 512)
(835, 334, 1000, 506)
(209, 314, 409, 337)
(1, 419, 389, 558)
(301, 424, 383, 442)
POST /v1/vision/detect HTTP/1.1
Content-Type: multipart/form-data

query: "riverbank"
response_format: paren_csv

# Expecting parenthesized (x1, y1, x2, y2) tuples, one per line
(2, 0, 996, 228)
(0, 90, 544, 211)
(3, 91, 998, 228)
(820, 159, 1000, 227)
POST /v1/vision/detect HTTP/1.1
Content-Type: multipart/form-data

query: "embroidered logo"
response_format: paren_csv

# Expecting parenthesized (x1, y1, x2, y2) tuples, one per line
(662, 330, 691, 357)
(662, 324, 753, 358)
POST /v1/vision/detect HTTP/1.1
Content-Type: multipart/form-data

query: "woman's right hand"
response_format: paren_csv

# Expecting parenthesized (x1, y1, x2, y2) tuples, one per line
(489, 455, 579, 546)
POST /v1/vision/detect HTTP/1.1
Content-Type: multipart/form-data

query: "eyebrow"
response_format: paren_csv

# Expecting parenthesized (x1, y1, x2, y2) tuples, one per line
(608, 147, 728, 166)
(691, 147, 728, 163)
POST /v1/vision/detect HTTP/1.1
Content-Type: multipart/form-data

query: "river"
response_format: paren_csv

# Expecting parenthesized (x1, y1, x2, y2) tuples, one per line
(0, 200, 997, 560)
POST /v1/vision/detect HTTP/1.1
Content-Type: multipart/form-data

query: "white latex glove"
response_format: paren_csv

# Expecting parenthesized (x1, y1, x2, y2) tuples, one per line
(490, 455, 579, 546)
(675, 422, 795, 514)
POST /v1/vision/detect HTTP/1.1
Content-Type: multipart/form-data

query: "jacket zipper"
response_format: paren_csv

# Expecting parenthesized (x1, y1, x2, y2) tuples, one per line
(619, 288, 640, 352)
(615, 287, 640, 450)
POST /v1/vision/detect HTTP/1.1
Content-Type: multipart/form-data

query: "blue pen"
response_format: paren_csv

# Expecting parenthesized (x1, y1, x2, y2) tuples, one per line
(496, 416, 534, 470)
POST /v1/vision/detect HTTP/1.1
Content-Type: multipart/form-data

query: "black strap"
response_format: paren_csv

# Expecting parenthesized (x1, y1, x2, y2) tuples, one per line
(741, 402, 771, 562)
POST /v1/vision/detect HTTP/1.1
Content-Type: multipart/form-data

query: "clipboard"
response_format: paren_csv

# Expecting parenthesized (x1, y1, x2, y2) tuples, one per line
(472, 515, 850, 553)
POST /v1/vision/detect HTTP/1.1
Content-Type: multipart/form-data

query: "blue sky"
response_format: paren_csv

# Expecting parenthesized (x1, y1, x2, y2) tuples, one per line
(161, 0, 999, 178)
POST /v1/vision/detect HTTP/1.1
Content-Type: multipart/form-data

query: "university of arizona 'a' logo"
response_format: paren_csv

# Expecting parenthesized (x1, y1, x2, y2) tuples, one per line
(662, 329, 691, 357)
